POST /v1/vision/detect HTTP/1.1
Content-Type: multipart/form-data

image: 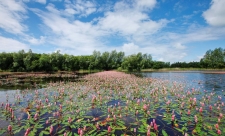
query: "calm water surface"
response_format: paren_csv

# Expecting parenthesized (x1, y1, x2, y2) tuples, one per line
(142, 71, 225, 92)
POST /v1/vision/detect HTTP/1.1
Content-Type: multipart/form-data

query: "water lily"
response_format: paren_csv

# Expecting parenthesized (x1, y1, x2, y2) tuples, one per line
(215, 123, 219, 130)
(199, 107, 203, 113)
(187, 110, 191, 115)
(68, 116, 72, 123)
(108, 126, 111, 133)
(24, 128, 30, 136)
(49, 125, 53, 134)
(171, 115, 175, 121)
(143, 104, 147, 111)
(8, 125, 12, 132)
(147, 129, 150, 136)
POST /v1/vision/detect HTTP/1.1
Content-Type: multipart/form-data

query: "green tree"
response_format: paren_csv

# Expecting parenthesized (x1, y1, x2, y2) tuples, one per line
(121, 52, 143, 72)
(200, 48, 225, 68)
(92, 50, 102, 70)
(141, 53, 152, 69)
(13, 50, 26, 71)
(49, 50, 64, 71)
(116, 51, 125, 68)
(39, 54, 52, 72)
(23, 49, 34, 71)
(0, 52, 13, 71)
(101, 51, 111, 70)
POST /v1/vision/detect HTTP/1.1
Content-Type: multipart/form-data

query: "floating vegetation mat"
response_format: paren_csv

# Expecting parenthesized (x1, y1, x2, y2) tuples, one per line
(0, 71, 224, 136)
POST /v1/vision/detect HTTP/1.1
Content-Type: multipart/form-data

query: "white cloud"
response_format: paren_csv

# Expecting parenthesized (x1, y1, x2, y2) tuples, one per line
(64, 0, 96, 16)
(26, 36, 46, 45)
(31, 1, 177, 61)
(139, 44, 187, 62)
(65, 8, 77, 14)
(31, 4, 106, 55)
(122, 43, 139, 55)
(0, 1, 27, 34)
(36, 0, 46, 4)
(135, 0, 156, 10)
(196, 55, 204, 61)
(50, 0, 62, 2)
(31, 0, 224, 63)
(98, 0, 168, 37)
(173, 43, 186, 50)
(203, 0, 225, 27)
(0, 36, 29, 52)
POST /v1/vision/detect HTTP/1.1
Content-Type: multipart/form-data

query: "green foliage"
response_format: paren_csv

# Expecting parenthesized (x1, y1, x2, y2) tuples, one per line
(152, 61, 170, 69)
(0, 47, 224, 72)
(171, 61, 200, 68)
(200, 47, 225, 68)
(12, 50, 26, 71)
(0, 52, 13, 71)
(117, 67, 123, 71)
(121, 52, 152, 72)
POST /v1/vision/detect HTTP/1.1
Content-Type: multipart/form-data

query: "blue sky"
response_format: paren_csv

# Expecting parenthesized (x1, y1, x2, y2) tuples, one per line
(0, 0, 225, 62)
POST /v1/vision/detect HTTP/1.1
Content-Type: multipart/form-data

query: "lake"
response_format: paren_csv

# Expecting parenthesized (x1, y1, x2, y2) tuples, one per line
(142, 71, 225, 92)
(0, 71, 224, 136)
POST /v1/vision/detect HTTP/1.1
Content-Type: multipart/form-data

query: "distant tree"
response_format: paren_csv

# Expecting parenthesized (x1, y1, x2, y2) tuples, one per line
(23, 49, 34, 71)
(78, 55, 91, 70)
(62, 54, 80, 71)
(141, 53, 152, 69)
(171, 61, 200, 68)
(116, 51, 125, 68)
(39, 54, 52, 72)
(0, 52, 13, 71)
(49, 50, 64, 71)
(200, 48, 225, 68)
(152, 61, 164, 69)
(121, 52, 143, 72)
(92, 50, 101, 70)
(13, 50, 26, 72)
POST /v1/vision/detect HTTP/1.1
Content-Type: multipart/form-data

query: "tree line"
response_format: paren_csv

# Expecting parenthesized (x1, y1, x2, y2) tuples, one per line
(0, 47, 224, 72)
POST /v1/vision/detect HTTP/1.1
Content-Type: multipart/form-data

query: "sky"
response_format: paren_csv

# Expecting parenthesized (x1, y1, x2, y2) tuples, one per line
(0, 0, 225, 63)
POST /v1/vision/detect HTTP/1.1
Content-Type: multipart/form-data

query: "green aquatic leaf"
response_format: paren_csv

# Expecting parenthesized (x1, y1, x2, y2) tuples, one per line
(150, 132, 157, 136)
(13, 126, 24, 134)
(174, 127, 184, 133)
(162, 130, 168, 136)
(57, 128, 66, 134)
(88, 127, 97, 134)
(42, 130, 50, 135)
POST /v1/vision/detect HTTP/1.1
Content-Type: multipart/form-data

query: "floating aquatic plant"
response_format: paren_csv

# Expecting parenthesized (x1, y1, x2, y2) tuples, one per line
(0, 71, 225, 136)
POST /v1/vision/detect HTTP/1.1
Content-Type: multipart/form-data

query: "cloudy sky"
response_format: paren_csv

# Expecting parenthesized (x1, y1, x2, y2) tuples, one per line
(0, 0, 225, 62)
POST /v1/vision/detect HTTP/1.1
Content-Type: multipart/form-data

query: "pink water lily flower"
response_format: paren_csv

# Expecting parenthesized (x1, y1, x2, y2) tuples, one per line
(8, 125, 12, 132)
(49, 125, 53, 134)
(199, 107, 203, 113)
(108, 126, 111, 133)
(217, 129, 221, 135)
(24, 128, 30, 136)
